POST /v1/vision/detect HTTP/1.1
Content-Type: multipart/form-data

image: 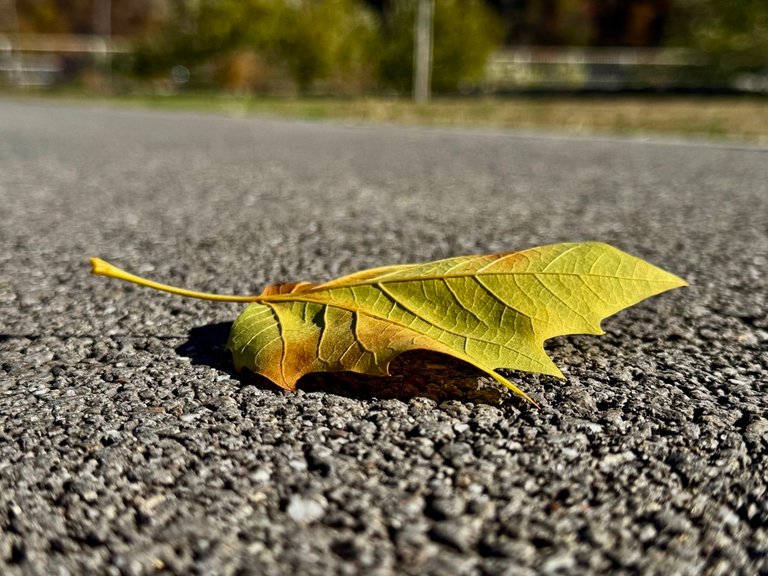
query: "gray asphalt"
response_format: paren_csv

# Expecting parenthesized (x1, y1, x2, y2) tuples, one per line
(1, 99, 766, 576)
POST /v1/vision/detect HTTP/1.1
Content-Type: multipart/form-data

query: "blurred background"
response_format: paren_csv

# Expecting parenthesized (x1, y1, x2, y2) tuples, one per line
(1, 0, 767, 138)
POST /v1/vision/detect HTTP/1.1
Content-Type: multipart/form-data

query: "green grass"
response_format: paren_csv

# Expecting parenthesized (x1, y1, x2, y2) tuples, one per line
(8, 91, 768, 143)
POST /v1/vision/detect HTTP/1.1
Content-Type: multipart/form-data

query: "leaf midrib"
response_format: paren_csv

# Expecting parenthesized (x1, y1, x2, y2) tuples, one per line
(260, 270, 682, 303)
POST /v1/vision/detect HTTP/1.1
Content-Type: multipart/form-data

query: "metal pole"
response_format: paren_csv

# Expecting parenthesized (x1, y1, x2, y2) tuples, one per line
(93, 0, 112, 90)
(413, 0, 433, 103)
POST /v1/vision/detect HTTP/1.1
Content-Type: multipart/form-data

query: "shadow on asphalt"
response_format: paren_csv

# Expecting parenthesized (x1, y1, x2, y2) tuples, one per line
(176, 322, 518, 406)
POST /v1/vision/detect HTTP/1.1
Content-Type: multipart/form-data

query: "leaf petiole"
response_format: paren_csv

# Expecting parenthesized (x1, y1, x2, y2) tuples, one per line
(89, 258, 262, 303)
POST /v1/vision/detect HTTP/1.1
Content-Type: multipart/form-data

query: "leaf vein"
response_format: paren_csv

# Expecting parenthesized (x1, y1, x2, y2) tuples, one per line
(264, 302, 287, 384)
(443, 278, 491, 330)
(542, 244, 580, 271)
(533, 274, 594, 328)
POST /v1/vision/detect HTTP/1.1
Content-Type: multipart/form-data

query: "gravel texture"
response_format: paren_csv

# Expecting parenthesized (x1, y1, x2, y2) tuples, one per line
(1, 100, 766, 575)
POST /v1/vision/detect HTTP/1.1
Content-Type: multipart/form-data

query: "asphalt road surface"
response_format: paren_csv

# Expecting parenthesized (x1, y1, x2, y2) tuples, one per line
(1, 100, 766, 575)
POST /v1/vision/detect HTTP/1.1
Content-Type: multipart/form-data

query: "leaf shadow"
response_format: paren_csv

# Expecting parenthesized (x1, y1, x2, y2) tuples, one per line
(176, 322, 519, 406)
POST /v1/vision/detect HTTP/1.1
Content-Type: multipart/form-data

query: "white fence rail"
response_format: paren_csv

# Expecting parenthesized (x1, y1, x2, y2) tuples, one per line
(486, 47, 709, 91)
(0, 34, 130, 86)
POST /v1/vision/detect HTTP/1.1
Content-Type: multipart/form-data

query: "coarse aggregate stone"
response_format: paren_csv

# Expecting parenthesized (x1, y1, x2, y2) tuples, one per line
(0, 100, 766, 575)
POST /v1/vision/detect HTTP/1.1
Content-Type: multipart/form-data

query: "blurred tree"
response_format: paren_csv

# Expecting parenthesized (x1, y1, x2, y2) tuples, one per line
(133, 0, 376, 93)
(131, 0, 275, 85)
(156, 0, 280, 61)
(667, 0, 768, 73)
(588, 0, 670, 47)
(4, 0, 166, 35)
(275, 0, 377, 92)
(482, 0, 669, 47)
(377, 0, 504, 93)
(8, 0, 90, 34)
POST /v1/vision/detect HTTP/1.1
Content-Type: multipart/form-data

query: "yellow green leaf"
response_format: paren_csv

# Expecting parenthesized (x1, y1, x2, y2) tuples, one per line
(90, 242, 686, 405)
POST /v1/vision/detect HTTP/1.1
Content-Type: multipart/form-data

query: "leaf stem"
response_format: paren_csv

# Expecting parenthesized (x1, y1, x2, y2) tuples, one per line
(89, 258, 262, 302)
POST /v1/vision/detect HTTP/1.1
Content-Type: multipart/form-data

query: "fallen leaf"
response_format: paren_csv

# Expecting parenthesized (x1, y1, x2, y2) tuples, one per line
(91, 242, 686, 404)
